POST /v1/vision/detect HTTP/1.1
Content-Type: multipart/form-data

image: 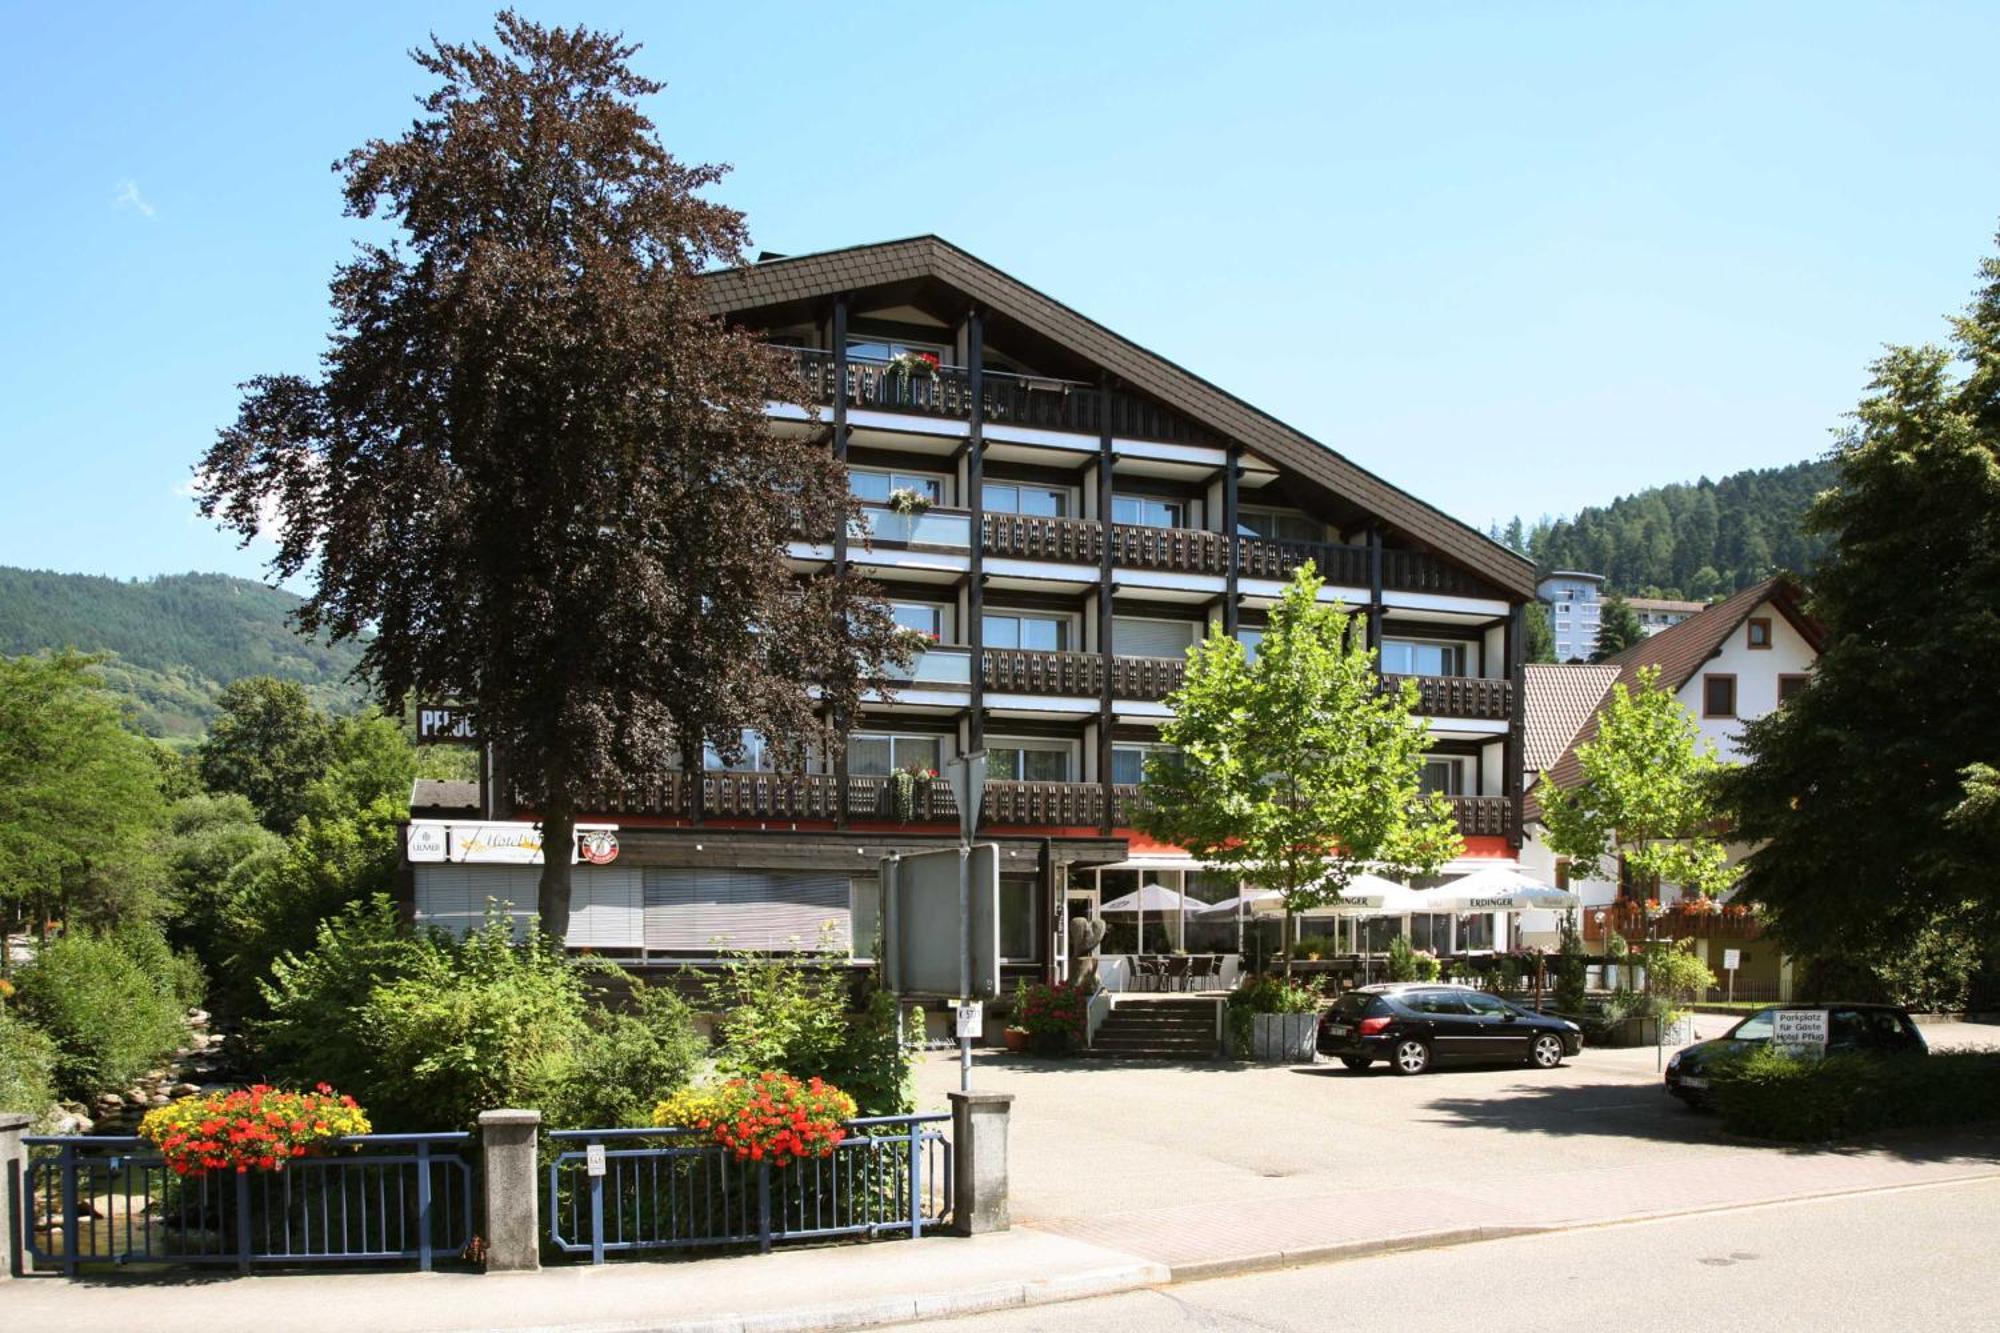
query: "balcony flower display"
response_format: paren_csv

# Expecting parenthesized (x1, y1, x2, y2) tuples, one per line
(886, 485, 934, 516)
(892, 624, 940, 655)
(652, 1073, 857, 1167)
(884, 350, 939, 379)
(139, 1083, 370, 1176)
(885, 762, 938, 823)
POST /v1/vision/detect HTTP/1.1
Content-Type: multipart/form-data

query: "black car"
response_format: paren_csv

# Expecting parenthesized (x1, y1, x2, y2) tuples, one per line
(1665, 1003, 1927, 1106)
(1316, 983, 1584, 1075)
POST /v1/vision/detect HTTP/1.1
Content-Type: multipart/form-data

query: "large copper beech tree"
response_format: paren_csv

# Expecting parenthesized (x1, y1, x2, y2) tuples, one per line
(198, 14, 899, 936)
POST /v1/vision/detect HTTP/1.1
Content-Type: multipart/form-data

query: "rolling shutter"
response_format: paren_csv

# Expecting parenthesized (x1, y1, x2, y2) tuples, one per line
(643, 869, 852, 953)
(568, 867, 644, 949)
(412, 866, 538, 940)
(1112, 617, 1197, 659)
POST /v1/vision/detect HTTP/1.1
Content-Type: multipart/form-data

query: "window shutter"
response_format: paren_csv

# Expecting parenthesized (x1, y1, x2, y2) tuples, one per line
(643, 869, 852, 953)
(413, 866, 539, 940)
(1112, 617, 1197, 659)
(568, 867, 644, 948)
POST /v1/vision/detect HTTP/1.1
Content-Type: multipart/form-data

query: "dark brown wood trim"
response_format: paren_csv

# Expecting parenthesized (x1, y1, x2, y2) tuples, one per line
(1702, 672, 1738, 718)
(966, 308, 986, 757)
(1746, 616, 1773, 650)
(832, 295, 851, 831)
(1098, 376, 1116, 834)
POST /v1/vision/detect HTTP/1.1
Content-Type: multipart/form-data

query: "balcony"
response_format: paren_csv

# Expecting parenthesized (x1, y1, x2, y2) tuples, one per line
(574, 775, 1508, 841)
(851, 504, 972, 549)
(1584, 900, 1765, 943)
(776, 346, 1219, 447)
(980, 648, 1184, 701)
(881, 645, 973, 688)
(1388, 674, 1513, 723)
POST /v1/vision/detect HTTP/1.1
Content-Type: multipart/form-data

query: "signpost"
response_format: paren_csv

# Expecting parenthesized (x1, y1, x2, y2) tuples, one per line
(1774, 1008, 1829, 1058)
(1722, 947, 1741, 1006)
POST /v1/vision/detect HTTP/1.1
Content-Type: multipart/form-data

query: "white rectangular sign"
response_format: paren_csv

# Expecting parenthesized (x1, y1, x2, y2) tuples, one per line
(405, 820, 617, 865)
(1773, 1009, 1828, 1055)
(585, 1144, 606, 1178)
(1722, 948, 1742, 972)
(955, 1001, 984, 1040)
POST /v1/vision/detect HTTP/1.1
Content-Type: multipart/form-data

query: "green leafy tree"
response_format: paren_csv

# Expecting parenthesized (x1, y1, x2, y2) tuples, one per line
(196, 677, 334, 834)
(0, 651, 167, 945)
(1137, 564, 1463, 975)
(1590, 594, 1645, 661)
(1540, 665, 1736, 902)
(1725, 238, 2000, 961)
(1524, 601, 1556, 664)
(195, 15, 900, 939)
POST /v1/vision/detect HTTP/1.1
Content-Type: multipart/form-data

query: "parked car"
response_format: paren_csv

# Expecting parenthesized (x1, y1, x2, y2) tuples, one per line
(1665, 1003, 1928, 1107)
(1316, 983, 1584, 1075)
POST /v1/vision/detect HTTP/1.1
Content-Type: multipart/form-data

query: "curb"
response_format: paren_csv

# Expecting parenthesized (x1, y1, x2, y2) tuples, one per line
(530, 1260, 1172, 1333)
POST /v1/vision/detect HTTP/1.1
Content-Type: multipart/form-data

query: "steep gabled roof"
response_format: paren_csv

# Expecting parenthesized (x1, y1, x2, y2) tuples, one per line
(703, 236, 1536, 600)
(1526, 576, 1823, 817)
(1523, 663, 1622, 775)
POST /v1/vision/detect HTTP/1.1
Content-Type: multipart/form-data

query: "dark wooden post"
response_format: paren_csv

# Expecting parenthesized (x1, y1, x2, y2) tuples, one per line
(1505, 603, 1525, 849)
(966, 309, 986, 760)
(1222, 445, 1242, 637)
(832, 296, 852, 831)
(1097, 375, 1116, 833)
(1367, 525, 1384, 659)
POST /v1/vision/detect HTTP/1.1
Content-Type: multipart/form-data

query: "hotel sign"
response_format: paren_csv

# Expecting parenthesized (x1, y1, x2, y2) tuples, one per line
(406, 820, 618, 866)
(417, 705, 479, 744)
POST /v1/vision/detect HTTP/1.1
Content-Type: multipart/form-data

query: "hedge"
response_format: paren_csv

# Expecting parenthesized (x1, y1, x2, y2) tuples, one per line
(1711, 1047, 2000, 1142)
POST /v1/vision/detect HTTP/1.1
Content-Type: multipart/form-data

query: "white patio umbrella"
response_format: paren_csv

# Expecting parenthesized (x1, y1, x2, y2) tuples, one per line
(1199, 888, 1284, 916)
(1418, 865, 1579, 912)
(1098, 883, 1204, 914)
(1308, 873, 1431, 916)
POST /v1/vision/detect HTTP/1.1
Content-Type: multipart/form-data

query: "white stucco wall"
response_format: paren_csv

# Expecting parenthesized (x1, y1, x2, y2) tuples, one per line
(1675, 602, 1816, 762)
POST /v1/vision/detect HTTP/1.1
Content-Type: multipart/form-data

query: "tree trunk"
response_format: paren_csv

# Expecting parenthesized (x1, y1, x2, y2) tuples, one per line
(537, 808, 575, 943)
(1282, 904, 1295, 979)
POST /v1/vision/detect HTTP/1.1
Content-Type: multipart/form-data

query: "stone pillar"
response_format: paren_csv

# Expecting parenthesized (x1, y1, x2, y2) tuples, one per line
(2, 1110, 30, 1279)
(948, 1090, 1013, 1235)
(478, 1109, 542, 1272)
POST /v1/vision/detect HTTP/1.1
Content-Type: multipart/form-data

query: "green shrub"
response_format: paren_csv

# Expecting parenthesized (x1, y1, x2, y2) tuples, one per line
(698, 945, 916, 1116)
(258, 895, 421, 1096)
(549, 981, 706, 1129)
(1554, 914, 1588, 1014)
(1225, 974, 1322, 1057)
(1292, 933, 1337, 961)
(1642, 939, 1714, 1021)
(1711, 1047, 2000, 1142)
(14, 933, 187, 1100)
(110, 922, 207, 1011)
(1386, 935, 1417, 981)
(0, 1004, 58, 1120)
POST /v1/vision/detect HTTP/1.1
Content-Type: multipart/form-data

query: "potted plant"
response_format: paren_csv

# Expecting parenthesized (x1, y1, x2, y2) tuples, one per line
(1014, 980, 1087, 1055)
(1003, 1025, 1030, 1053)
(140, 1084, 371, 1176)
(883, 762, 937, 822)
(886, 485, 934, 516)
(1227, 974, 1321, 1062)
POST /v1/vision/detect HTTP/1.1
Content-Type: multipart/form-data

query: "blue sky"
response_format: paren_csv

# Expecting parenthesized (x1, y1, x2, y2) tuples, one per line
(3, 2, 1997, 585)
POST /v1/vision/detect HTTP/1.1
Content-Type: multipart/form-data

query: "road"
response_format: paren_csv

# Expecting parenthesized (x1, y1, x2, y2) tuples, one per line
(891, 1176, 2000, 1332)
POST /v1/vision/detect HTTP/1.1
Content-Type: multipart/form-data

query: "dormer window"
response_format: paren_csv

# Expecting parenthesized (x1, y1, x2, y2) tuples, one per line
(1746, 617, 1772, 649)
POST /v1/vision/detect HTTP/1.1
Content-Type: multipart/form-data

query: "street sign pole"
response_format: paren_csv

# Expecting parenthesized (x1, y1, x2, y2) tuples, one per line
(946, 752, 987, 1095)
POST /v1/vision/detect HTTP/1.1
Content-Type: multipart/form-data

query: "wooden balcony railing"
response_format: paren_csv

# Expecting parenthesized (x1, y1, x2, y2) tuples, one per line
(982, 647, 1101, 697)
(981, 513, 1103, 566)
(1447, 795, 1510, 839)
(1387, 674, 1513, 722)
(1584, 900, 1765, 942)
(776, 347, 1220, 447)
(1109, 655, 1185, 701)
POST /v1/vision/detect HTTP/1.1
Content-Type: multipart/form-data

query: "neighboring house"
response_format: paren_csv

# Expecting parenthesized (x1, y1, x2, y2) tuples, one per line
(402, 236, 1539, 984)
(1536, 570, 1605, 663)
(1516, 577, 1823, 998)
(1627, 595, 1706, 636)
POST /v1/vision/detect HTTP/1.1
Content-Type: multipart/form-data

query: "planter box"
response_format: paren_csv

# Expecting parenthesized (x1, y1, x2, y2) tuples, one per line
(1249, 1012, 1317, 1063)
(1592, 1014, 1660, 1048)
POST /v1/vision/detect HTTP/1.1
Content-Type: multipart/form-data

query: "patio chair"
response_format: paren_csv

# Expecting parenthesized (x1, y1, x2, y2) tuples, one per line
(1133, 957, 1162, 992)
(1188, 954, 1218, 991)
(1163, 956, 1192, 992)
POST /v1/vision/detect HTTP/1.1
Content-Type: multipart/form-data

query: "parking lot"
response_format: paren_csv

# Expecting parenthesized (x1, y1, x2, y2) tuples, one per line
(915, 1014, 2000, 1269)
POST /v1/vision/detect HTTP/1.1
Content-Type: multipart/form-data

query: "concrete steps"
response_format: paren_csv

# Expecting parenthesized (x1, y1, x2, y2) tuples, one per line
(1090, 999, 1222, 1060)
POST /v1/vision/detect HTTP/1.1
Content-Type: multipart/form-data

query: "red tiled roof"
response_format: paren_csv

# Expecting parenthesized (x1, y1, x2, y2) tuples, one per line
(1523, 663, 1622, 775)
(1526, 576, 1822, 819)
(702, 237, 1537, 600)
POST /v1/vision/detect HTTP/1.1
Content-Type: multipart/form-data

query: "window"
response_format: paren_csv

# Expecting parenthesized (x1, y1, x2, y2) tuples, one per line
(999, 877, 1037, 961)
(1702, 674, 1737, 718)
(1235, 628, 1264, 662)
(1459, 991, 1509, 1016)
(1112, 743, 1175, 785)
(848, 733, 943, 776)
(984, 482, 1069, 518)
(1746, 617, 1772, 650)
(987, 738, 1073, 782)
(847, 334, 946, 364)
(1778, 673, 1809, 704)
(1111, 494, 1184, 529)
(1236, 508, 1324, 544)
(704, 729, 772, 772)
(1380, 638, 1468, 677)
(1556, 602, 1572, 614)
(1455, 912, 1494, 951)
(1113, 616, 1198, 658)
(1419, 757, 1465, 797)
(1409, 913, 1452, 954)
(850, 466, 949, 506)
(1732, 1010, 1776, 1042)
(984, 612, 1070, 652)
(892, 601, 951, 642)
(849, 879, 880, 961)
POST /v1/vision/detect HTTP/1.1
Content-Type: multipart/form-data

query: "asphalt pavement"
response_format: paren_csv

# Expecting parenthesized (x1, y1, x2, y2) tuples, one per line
(887, 1175, 2000, 1332)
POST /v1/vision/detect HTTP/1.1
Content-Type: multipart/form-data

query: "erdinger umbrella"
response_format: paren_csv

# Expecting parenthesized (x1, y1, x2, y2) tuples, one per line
(1419, 865, 1578, 911)
(1099, 883, 1205, 914)
(1299, 873, 1429, 916)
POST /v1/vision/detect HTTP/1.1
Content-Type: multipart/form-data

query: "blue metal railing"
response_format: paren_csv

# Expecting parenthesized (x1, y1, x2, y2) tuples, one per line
(22, 1132, 474, 1276)
(547, 1114, 950, 1262)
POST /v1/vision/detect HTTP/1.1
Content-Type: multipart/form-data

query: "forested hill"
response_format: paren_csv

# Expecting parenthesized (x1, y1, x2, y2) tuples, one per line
(1496, 457, 1837, 600)
(0, 568, 368, 742)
